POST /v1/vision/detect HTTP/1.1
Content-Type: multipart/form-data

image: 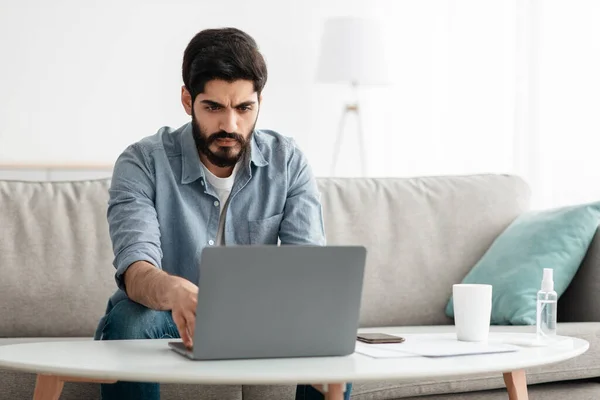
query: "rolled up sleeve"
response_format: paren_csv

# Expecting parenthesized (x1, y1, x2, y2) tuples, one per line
(279, 143, 326, 245)
(108, 143, 162, 292)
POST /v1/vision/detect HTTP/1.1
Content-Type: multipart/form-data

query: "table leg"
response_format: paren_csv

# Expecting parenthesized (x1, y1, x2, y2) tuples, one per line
(33, 375, 64, 400)
(32, 374, 117, 400)
(503, 370, 529, 400)
(311, 383, 346, 400)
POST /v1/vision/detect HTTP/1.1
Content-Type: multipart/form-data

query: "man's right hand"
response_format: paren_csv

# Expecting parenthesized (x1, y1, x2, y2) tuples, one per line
(168, 277, 199, 349)
(123, 262, 199, 349)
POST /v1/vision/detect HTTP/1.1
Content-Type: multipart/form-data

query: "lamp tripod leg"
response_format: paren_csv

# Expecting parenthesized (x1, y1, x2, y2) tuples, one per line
(355, 108, 366, 176)
(330, 107, 349, 176)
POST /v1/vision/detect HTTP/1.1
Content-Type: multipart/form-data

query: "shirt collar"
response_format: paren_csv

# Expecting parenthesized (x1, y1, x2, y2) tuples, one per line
(180, 123, 204, 185)
(180, 123, 268, 185)
(249, 131, 269, 168)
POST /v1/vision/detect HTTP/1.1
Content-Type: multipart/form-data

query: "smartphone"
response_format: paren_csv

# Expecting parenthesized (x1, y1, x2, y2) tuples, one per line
(356, 333, 405, 344)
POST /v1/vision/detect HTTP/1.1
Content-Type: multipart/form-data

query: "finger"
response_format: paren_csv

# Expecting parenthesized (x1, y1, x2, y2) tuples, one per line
(181, 320, 191, 348)
(173, 313, 190, 347)
(185, 327, 193, 349)
(184, 312, 195, 347)
(190, 297, 197, 315)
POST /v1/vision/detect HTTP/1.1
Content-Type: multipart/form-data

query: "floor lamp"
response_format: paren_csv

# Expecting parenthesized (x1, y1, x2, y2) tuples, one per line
(315, 17, 389, 176)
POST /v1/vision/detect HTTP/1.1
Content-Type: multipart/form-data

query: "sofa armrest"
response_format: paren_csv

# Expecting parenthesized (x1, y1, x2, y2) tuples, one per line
(559, 228, 600, 322)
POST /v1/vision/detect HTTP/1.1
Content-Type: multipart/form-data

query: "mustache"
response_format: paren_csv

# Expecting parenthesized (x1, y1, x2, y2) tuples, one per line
(207, 131, 245, 144)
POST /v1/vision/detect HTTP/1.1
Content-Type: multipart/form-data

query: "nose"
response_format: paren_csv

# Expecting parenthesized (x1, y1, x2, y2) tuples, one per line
(219, 109, 238, 133)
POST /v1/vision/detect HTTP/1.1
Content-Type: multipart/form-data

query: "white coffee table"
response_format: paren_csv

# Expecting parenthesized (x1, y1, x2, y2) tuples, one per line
(0, 332, 588, 400)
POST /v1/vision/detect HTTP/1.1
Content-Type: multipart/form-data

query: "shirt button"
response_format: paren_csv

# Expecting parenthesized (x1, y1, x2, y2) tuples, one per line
(214, 201, 219, 207)
(200, 181, 204, 186)
(208, 240, 214, 245)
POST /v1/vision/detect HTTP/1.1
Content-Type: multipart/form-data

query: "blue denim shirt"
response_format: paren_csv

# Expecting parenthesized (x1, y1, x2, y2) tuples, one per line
(105, 122, 325, 308)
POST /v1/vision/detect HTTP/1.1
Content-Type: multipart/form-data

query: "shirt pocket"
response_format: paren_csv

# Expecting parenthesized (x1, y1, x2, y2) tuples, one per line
(248, 213, 284, 245)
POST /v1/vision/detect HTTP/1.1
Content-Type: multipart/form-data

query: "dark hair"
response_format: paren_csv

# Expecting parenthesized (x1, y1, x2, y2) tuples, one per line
(182, 28, 268, 100)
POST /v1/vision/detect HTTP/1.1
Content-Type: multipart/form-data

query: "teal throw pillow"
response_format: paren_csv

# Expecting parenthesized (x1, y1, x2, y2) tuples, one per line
(446, 201, 600, 325)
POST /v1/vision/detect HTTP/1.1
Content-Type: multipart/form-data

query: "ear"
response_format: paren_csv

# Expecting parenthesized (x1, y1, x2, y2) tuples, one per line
(181, 86, 193, 116)
(258, 94, 263, 104)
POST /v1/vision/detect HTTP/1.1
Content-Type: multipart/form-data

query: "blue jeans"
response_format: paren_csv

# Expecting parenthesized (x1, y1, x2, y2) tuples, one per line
(95, 298, 352, 399)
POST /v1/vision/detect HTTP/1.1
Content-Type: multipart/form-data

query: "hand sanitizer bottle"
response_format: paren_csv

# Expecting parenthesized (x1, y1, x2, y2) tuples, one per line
(536, 268, 558, 342)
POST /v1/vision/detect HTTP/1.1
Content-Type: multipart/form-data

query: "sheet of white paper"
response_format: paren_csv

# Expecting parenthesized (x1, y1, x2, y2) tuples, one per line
(356, 336, 520, 358)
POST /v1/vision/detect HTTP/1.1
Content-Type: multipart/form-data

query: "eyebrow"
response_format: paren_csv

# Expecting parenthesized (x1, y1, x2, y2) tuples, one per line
(200, 100, 257, 108)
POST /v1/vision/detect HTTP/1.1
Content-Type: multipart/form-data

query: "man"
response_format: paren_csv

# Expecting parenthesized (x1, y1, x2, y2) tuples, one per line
(94, 28, 353, 400)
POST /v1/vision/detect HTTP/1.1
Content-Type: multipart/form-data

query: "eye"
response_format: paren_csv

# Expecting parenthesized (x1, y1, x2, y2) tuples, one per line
(237, 106, 252, 112)
(205, 105, 221, 112)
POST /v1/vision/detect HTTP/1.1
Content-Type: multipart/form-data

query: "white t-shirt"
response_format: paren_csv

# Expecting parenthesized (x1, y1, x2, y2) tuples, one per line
(201, 162, 240, 214)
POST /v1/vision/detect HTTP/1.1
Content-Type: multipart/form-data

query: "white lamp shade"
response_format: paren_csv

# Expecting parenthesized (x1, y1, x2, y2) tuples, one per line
(315, 17, 389, 85)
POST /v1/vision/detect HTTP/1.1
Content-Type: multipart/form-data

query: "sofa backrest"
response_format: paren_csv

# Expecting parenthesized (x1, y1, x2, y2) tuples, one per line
(317, 174, 530, 327)
(0, 174, 530, 337)
(0, 180, 114, 337)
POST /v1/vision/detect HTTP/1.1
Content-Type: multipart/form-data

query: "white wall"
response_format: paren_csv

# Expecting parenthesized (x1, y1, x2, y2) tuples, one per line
(534, 0, 600, 207)
(0, 0, 516, 178)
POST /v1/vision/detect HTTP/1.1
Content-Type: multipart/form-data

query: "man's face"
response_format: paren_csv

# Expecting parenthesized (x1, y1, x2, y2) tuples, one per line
(189, 80, 260, 168)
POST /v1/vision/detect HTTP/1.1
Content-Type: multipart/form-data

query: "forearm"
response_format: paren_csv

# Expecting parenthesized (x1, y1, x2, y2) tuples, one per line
(123, 261, 182, 310)
(124, 261, 199, 348)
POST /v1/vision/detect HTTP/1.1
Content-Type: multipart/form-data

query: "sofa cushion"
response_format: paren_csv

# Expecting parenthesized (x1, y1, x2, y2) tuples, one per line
(559, 228, 600, 323)
(397, 381, 600, 400)
(243, 381, 600, 400)
(318, 174, 530, 327)
(0, 180, 116, 337)
(0, 368, 242, 400)
(1, 175, 529, 337)
(446, 202, 600, 325)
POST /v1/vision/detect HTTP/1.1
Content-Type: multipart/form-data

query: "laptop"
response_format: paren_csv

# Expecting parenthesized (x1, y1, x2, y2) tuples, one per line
(169, 245, 366, 360)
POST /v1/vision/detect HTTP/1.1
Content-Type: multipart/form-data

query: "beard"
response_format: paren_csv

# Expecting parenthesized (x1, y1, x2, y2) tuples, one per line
(191, 110, 255, 168)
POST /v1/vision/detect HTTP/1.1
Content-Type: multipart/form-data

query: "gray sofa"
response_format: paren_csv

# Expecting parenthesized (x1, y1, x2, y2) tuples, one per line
(1, 174, 599, 400)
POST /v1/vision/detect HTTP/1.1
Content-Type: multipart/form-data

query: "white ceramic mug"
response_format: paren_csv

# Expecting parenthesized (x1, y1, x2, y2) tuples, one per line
(453, 284, 493, 342)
